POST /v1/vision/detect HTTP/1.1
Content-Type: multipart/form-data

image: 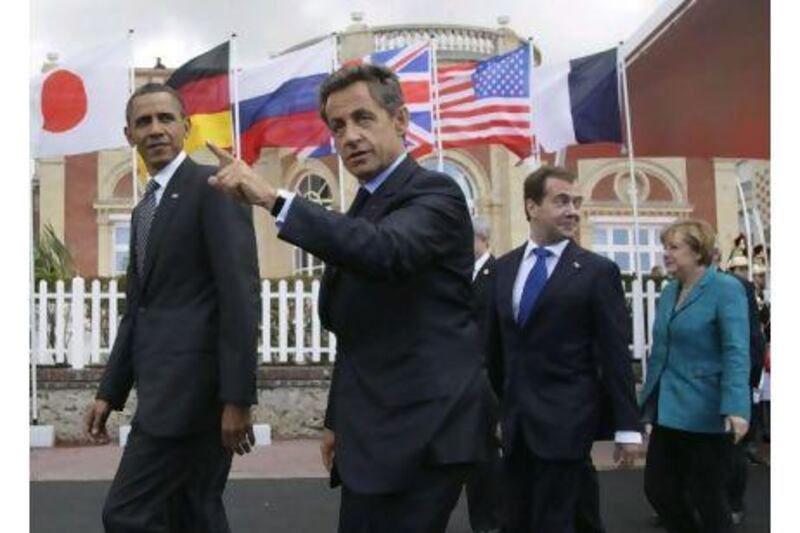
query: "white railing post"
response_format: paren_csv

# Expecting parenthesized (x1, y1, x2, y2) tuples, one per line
(311, 280, 321, 363)
(293, 280, 305, 364)
(108, 280, 119, 352)
(261, 280, 271, 363)
(37, 280, 49, 365)
(631, 278, 646, 375)
(69, 277, 86, 369)
(278, 280, 288, 363)
(54, 280, 66, 364)
(328, 330, 337, 363)
(645, 280, 658, 355)
(90, 280, 101, 364)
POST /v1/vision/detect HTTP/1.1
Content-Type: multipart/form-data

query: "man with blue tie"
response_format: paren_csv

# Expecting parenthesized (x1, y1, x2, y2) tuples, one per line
(485, 165, 642, 532)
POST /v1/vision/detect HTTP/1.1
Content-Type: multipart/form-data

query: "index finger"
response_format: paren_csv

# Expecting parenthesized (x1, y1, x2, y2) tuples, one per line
(206, 141, 235, 164)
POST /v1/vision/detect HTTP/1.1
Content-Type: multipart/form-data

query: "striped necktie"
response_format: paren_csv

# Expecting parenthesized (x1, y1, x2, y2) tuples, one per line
(135, 179, 162, 276)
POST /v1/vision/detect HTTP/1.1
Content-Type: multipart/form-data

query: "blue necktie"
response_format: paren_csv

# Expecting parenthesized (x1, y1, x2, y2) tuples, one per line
(517, 247, 553, 325)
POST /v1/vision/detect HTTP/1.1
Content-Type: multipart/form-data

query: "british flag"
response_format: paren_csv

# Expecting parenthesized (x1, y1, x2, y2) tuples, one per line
(364, 42, 435, 158)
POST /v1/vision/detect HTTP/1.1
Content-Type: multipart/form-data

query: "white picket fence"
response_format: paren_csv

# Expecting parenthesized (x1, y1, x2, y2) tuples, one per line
(30, 277, 665, 369)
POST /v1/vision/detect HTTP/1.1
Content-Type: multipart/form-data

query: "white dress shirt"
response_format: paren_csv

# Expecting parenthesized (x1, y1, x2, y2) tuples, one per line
(473, 251, 492, 282)
(146, 151, 186, 206)
(511, 237, 642, 445)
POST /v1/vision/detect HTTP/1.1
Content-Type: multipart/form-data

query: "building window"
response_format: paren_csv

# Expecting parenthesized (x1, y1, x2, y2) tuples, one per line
(420, 158, 477, 213)
(111, 221, 130, 276)
(590, 218, 674, 275)
(293, 174, 332, 277)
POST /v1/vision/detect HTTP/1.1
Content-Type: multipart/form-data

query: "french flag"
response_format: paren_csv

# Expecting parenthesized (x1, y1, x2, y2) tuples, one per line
(532, 48, 622, 153)
(237, 38, 334, 164)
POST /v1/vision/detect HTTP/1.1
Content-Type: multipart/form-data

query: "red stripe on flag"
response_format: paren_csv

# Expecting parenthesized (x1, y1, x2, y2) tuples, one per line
(240, 110, 329, 165)
(177, 74, 229, 115)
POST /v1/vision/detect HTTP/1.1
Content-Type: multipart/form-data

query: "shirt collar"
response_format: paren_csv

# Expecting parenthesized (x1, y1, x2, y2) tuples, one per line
(361, 152, 407, 195)
(474, 251, 491, 272)
(524, 238, 569, 260)
(149, 151, 187, 190)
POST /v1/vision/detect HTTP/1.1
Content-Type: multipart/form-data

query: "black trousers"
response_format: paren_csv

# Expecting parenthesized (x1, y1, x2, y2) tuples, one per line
(464, 445, 503, 531)
(644, 425, 733, 533)
(102, 425, 233, 533)
(338, 464, 469, 533)
(501, 436, 604, 533)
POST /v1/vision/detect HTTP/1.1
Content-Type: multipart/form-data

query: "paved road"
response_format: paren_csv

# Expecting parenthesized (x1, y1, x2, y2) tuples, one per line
(31, 467, 769, 533)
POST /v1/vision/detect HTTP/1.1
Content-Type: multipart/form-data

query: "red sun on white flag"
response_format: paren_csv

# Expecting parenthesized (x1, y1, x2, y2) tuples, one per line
(31, 38, 130, 158)
(41, 70, 88, 133)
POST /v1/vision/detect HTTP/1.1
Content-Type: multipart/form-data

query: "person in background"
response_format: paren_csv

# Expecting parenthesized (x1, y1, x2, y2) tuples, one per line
(464, 216, 502, 533)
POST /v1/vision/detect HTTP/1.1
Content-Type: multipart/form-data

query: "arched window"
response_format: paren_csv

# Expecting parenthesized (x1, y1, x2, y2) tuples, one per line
(421, 158, 477, 213)
(293, 174, 333, 276)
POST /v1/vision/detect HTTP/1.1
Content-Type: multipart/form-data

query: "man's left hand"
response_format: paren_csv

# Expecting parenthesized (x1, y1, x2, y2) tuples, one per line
(221, 403, 255, 455)
(613, 442, 641, 468)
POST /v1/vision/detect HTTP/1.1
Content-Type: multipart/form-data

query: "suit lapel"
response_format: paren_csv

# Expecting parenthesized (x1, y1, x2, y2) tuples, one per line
(140, 158, 191, 291)
(671, 267, 714, 318)
(501, 245, 527, 322)
(360, 156, 416, 222)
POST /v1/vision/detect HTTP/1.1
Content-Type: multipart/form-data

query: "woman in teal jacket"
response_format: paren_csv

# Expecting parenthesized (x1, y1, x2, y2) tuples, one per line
(640, 219, 750, 533)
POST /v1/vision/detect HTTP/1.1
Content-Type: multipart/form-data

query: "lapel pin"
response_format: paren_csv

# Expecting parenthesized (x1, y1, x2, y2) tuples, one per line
(573, 261, 581, 269)
(171, 193, 180, 199)
(483, 268, 490, 275)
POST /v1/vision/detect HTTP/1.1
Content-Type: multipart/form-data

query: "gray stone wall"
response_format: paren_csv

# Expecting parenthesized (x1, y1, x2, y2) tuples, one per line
(33, 367, 331, 444)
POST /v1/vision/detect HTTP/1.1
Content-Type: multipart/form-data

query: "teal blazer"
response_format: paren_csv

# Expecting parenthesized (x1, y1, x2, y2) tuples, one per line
(640, 267, 750, 433)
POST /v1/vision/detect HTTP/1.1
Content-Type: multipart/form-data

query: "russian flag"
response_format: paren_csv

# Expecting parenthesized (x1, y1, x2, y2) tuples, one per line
(237, 38, 334, 164)
(532, 48, 622, 153)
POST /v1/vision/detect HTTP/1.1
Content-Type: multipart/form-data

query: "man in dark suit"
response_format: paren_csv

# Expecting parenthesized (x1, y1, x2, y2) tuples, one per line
(485, 165, 642, 532)
(82, 83, 260, 533)
(207, 64, 487, 533)
(464, 217, 502, 533)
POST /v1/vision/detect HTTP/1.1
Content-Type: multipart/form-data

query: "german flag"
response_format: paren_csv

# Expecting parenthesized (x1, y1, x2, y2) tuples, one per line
(166, 41, 232, 154)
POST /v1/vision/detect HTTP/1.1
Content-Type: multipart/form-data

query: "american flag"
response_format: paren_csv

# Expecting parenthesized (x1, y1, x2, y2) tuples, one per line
(366, 42, 435, 158)
(435, 45, 533, 159)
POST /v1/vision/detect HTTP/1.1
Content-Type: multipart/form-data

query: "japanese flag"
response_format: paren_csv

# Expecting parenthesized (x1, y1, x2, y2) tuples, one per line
(31, 39, 131, 158)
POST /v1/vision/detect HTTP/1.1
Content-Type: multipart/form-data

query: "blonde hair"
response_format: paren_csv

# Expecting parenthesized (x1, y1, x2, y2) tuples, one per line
(660, 219, 717, 266)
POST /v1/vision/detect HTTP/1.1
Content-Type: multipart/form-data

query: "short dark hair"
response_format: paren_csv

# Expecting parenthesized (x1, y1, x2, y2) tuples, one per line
(523, 165, 577, 205)
(125, 83, 186, 125)
(318, 64, 404, 124)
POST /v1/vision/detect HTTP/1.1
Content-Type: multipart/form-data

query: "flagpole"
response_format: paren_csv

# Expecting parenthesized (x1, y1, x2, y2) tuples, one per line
(329, 33, 347, 213)
(528, 38, 539, 165)
(734, 161, 755, 281)
(230, 34, 242, 160)
(752, 206, 770, 295)
(128, 29, 139, 206)
(619, 43, 647, 374)
(30, 158, 38, 425)
(430, 35, 445, 173)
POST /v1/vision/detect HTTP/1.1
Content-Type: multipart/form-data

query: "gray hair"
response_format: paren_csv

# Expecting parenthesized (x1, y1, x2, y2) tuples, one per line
(472, 217, 491, 243)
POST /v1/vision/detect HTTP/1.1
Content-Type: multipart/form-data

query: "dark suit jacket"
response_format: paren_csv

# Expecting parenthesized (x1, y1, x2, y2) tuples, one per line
(472, 255, 496, 342)
(729, 274, 766, 389)
(278, 156, 488, 493)
(486, 240, 641, 461)
(97, 157, 260, 437)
